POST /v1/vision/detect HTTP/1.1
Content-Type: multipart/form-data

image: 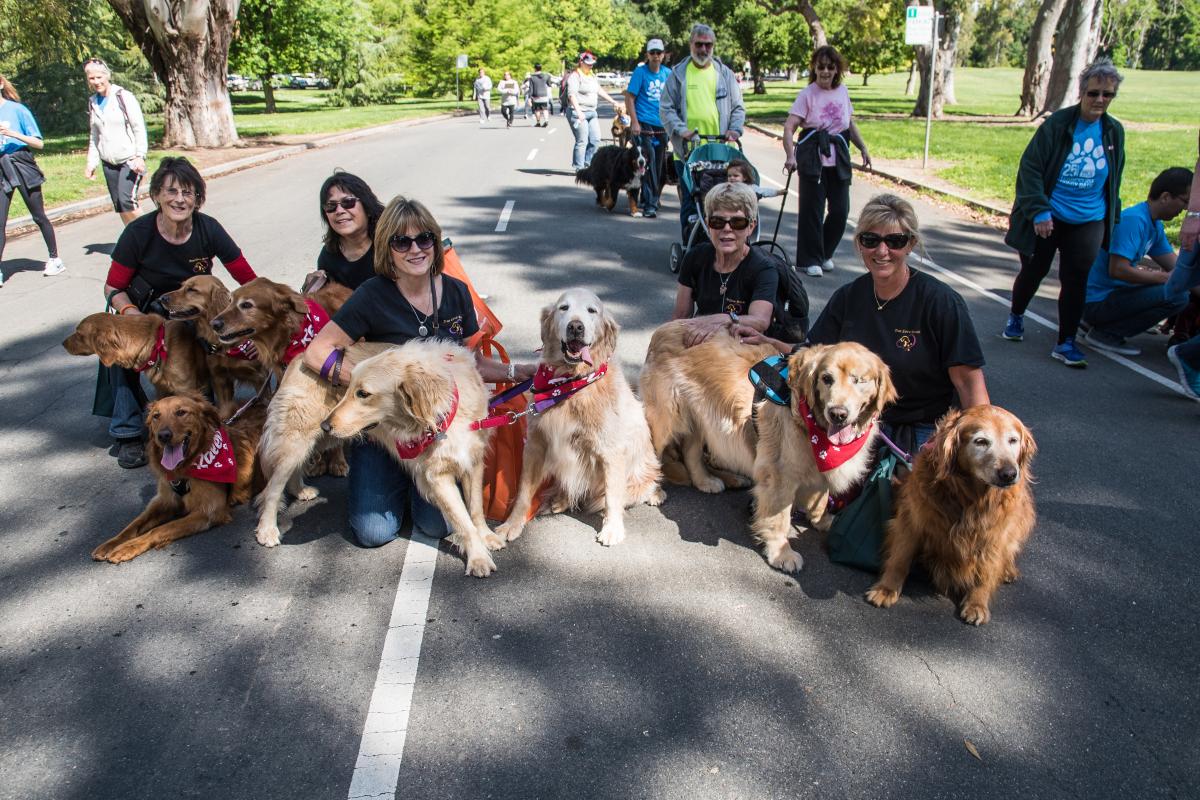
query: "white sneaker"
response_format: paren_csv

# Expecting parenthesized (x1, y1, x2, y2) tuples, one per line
(822, 258, 835, 272)
(43, 257, 65, 276)
(805, 265, 823, 277)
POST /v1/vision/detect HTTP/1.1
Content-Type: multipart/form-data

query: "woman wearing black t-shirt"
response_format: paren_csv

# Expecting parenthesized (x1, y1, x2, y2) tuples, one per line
(306, 171, 384, 291)
(739, 194, 989, 452)
(102, 157, 257, 468)
(304, 196, 537, 548)
(672, 182, 778, 348)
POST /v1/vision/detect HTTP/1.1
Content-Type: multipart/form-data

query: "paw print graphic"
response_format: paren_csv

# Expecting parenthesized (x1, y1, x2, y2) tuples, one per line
(1063, 137, 1106, 182)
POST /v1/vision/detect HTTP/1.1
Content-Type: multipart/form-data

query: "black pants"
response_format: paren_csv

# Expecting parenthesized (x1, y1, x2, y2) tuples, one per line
(1010, 218, 1104, 344)
(500, 105, 514, 125)
(796, 167, 850, 269)
(0, 183, 58, 262)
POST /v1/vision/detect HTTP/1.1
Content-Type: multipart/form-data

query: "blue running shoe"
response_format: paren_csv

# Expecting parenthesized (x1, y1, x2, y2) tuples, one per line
(1166, 345, 1200, 401)
(1002, 313, 1024, 341)
(1051, 337, 1087, 368)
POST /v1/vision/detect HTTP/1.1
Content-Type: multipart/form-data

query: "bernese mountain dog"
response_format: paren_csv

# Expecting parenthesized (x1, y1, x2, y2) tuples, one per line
(575, 144, 648, 216)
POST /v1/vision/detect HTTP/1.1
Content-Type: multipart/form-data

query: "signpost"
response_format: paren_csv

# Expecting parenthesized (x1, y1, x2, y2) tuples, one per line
(905, 6, 941, 170)
(456, 54, 468, 104)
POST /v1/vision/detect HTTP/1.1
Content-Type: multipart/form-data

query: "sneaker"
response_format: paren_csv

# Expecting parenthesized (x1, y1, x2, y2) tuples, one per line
(805, 265, 823, 277)
(643, 209, 657, 218)
(822, 258, 835, 272)
(1083, 328, 1141, 356)
(1002, 313, 1024, 341)
(43, 257, 65, 276)
(1166, 345, 1200, 401)
(1050, 337, 1088, 368)
(116, 438, 148, 469)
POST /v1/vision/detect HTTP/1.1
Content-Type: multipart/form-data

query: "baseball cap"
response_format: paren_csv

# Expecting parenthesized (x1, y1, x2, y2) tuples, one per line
(579, 50, 597, 65)
(646, 38, 665, 52)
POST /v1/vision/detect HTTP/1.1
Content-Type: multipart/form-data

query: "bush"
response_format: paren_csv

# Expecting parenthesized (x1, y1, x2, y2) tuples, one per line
(327, 75, 408, 107)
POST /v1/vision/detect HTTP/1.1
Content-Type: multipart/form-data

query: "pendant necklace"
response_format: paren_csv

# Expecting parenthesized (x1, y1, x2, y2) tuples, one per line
(874, 268, 910, 311)
(403, 272, 439, 337)
(717, 267, 735, 296)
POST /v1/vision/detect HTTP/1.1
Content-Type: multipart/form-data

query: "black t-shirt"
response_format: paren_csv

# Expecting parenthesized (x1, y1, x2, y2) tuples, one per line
(111, 211, 242, 293)
(334, 274, 480, 346)
(528, 72, 551, 99)
(678, 242, 779, 318)
(807, 269, 985, 426)
(317, 243, 376, 290)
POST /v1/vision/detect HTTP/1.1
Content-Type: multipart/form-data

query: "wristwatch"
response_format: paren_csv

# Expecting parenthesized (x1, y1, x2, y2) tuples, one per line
(1187, 210, 1200, 219)
(728, 311, 740, 324)
(506, 362, 516, 381)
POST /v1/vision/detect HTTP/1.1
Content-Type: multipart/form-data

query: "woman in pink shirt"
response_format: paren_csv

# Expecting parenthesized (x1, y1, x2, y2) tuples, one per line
(782, 46, 871, 278)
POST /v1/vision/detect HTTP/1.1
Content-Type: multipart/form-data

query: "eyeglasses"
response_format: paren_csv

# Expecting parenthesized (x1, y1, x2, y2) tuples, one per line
(647, 50, 664, 55)
(162, 187, 196, 200)
(388, 231, 437, 252)
(692, 41, 714, 49)
(323, 197, 359, 213)
(1085, 90, 1117, 99)
(857, 232, 912, 249)
(707, 215, 752, 231)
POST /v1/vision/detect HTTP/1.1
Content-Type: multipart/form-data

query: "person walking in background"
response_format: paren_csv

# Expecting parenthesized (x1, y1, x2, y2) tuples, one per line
(1002, 58, 1126, 369)
(83, 57, 148, 227)
(527, 64, 552, 127)
(473, 68, 493, 127)
(660, 23, 746, 241)
(0, 74, 62, 286)
(1166, 131, 1200, 400)
(782, 45, 871, 278)
(497, 71, 520, 129)
(625, 38, 670, 220)
(565, 50, 622, 172)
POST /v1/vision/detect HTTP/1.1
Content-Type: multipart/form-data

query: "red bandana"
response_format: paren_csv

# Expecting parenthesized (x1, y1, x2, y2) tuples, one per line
(281, 299, 331, 366)
(796, 397, 873, 472)
(531, 363, 608, 402)
(135, 325, 168, 373)
(225, 340, 258, 360)
(395, 386, 459, 460)
(174, 427, 238, 484)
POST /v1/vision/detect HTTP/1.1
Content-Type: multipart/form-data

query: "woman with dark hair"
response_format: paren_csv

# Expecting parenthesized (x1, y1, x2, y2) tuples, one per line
(308, 171, 385, 290)
(0, 73, 62, 285)
(102, 156, 258, 468)
(304, 196, 537, 548)
(781, 45, 871, 278)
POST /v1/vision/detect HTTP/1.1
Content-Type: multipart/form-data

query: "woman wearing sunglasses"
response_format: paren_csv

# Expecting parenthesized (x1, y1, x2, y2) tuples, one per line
(671, 182, 778, 348)
(304, 196, 537, 548)
(307, 171, 385, 291)
(1003, 58, 1126, 369)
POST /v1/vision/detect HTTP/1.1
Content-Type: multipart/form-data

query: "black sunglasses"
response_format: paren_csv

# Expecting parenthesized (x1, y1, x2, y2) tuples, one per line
(323, 197, 359, 213)
(1085, 90, 1117, 99)
(857, 232, 913, 249)
(648, 50, 664, 55)
(388, 231, 437, 252)
(707, 215, 752, 231)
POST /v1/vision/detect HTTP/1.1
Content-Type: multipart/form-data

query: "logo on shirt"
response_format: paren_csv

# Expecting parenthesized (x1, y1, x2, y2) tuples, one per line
(1060, 138, 1107, 189)
(723, 300, 746, 315)
(445, 315, 464, 336)
(895, 328, 919, 351)
(189, 256, 213, 274)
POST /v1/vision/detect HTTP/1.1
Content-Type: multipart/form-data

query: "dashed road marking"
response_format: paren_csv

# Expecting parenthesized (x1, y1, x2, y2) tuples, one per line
(496, 200, 515, 232)
(527, 149, 538, 161)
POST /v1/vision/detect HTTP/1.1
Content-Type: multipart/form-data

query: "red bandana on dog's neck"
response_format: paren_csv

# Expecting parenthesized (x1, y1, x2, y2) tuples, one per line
(396, 386, 459, 460)
(160, 427, 238, 484)
(135, 325, 168, 373)
(531, 363, 608, 398)
(796, 397, 873, 472)
(282, 299, 331, 366)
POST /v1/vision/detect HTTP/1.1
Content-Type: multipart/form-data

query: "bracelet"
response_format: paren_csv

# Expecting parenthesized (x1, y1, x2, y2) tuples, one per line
(319, 349, 340, 381)
(1187, 211, 1200, 219)
(330, 349, 345, 387)
(117, 304, 137, 316)
(506, 362, 516, 381)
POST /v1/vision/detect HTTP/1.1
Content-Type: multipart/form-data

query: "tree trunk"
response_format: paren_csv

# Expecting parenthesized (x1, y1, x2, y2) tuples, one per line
(1042, 0, 1102, 114)
(107, 0, 240, 147)
(1018, 0, 1067, 117)
(905, 58, 917, 95)
(261, 73, 277, 114)
(750, 58, 766, 94)
(912, 4, 964, 119)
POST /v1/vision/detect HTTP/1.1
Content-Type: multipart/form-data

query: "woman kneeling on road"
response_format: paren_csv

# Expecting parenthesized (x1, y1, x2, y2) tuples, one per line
(304, 196, 537, 548)
(738, 194, 988, 453)
(671, 182, 778, 348)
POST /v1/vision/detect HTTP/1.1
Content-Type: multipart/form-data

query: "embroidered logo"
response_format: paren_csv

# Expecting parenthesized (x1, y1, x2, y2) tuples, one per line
(897, 334, 917, 351)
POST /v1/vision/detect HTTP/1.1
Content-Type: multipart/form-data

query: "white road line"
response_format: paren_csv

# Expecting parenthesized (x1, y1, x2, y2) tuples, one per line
(495, 200, 515, 232)
(346, 532, 440, 800)
(548, 127, 558, 135)
(527, 149, 538, 161)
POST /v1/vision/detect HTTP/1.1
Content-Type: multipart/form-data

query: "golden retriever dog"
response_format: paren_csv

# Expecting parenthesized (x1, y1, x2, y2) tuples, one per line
(209, 277, 331, 375)
(495, 289, 664, 547)
(324, 340, 502, 577)
(92, 393, 265, 564)
(866, 405, 1037, 625)
(63, 312, 209, 398)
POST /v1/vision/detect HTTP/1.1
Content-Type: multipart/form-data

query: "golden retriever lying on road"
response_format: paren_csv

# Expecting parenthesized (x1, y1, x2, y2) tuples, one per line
(495, 289, 663, 547)
(866, 405, 1037, 625)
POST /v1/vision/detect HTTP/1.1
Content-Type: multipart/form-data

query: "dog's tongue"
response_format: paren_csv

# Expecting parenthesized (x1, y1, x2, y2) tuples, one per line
(828, 425, 858, 446)
(161, 443, 186, 471)
(578, 345, 593, 366)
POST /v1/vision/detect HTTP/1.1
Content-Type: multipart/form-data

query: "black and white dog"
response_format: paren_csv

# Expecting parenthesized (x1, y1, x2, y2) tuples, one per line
(575, 144, 648, 216)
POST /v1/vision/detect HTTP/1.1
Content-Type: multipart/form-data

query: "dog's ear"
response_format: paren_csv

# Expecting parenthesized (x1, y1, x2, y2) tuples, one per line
(1017, 417, 1038, 469)
(869, 358, 898, 420)
(208, 282, 232, 315)
(787, 345, 824, 406)
(395, 361, 453, 430)
(594, 309, 620, 361)
(287, 289, 310, 316)
(932, 409, 964, 483)
(194, 396, 223, 440)
(539, 302, 556, 347)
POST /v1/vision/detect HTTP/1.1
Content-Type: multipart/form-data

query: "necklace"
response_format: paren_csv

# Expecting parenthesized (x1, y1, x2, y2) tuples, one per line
(873, 268, 910, 311)
(716, 266, 737, 296)
(401, 274, 438, 337)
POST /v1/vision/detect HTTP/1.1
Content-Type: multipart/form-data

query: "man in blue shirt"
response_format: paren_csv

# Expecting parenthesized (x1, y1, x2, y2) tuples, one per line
(1081, 167, 1193, 356)
(624, 38, 669, 219)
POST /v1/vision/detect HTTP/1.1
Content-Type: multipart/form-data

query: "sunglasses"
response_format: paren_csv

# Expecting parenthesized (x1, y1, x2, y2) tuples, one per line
(707, 215, 752, 231)
(692, 41, 714, 49)
(857, 232, 913, 249)
(1085, 90, 1117, 99)
(323, 197, 359, 213)
(648, 50, 664, 55)
(388, 231, 437, 252)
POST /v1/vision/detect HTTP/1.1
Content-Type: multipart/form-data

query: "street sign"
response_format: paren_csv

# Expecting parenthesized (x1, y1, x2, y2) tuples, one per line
(456, 54, 469, 69)
(905, 6, 935, 46)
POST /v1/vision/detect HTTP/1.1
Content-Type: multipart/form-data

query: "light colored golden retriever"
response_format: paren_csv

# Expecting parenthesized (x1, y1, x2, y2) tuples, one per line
(495, 289, 663, 547)
(866, 405, 1037, 625)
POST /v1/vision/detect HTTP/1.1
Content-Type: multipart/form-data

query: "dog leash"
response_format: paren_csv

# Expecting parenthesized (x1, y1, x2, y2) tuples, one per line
(471, 363, 609, 429)
(223, 375, 272, 426)
(876, 429, 914, 469)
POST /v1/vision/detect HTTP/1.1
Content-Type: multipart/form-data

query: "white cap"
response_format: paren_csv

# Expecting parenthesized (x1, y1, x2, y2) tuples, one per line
(646, 38, 665, 52)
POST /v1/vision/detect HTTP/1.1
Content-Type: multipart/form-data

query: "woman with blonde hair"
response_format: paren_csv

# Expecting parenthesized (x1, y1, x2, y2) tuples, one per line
(0, 74, 62, 284)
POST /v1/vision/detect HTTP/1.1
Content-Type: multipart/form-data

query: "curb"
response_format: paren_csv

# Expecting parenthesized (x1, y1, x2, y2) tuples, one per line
(5, 110, 470, 238)
(745, 122, 1010, 219)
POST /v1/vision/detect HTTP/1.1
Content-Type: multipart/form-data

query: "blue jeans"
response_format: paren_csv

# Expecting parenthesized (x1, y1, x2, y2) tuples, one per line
(635, 128, 667, 214)
(109, 366, 148, 440)
(347, 440, 449, 548)
(567, 108, 599, 171)
(1083, 284, 1189, 340)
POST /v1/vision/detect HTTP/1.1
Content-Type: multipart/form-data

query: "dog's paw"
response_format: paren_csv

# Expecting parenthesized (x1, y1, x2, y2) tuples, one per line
(255, 525, 282, 548)
(597, 523, 626, 547)
(809, 513, 833, 532)
(103, 539, 149, 563)
(865, 584, 900, 608)
(483, 530, 507, 551)
(327, 455, 350, 478)
(645, 486, 666, 507)
(295, 485, 319, 502)
(694, 475, 726, 494)
(91, 542, 116, 561)
(1003, 564, 1020, 583)
(464, 551, 497, 578)
(495, 520, 525, 543)
(767, 547, 803, 573)
(959, 602, 991, 626)
(303, 458, 327, 478)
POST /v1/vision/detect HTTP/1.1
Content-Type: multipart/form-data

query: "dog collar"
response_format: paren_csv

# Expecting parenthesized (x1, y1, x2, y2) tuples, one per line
(135, 325, 168, 373)
(282, 298, 331, 366)
(795, 397, 873, 472)
(395, 386, 459, 460)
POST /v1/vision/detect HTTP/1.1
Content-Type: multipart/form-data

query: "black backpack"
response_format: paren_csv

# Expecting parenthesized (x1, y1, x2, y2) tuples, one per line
(751, 243, 809, 343)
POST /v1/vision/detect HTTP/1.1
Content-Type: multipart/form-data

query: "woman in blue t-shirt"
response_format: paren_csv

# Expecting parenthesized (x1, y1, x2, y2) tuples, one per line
(1003, 59, 1127, 369)
(0, 74, 62, 285)
(304, 196, 537, 548)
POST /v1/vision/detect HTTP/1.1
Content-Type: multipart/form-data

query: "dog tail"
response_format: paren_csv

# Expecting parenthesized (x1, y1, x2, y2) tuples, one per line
(575, 163, 595, 185)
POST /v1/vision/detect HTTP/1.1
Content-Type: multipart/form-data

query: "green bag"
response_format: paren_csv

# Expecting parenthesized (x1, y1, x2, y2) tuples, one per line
(826, 449, 901, 572)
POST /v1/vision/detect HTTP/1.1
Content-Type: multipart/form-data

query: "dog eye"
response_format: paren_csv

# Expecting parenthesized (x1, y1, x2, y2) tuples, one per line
(587, 307, 597, 314)
(1008, 436, 1020, 445)
(559, 304, 569, 311)
(821, 373, 834, 386)
(151, 412, 160, 420)
(973, 437, 990, 447)
(175, 409, 187, 417)
(355, 389, 371, 399)
(238, 300, 253, 310)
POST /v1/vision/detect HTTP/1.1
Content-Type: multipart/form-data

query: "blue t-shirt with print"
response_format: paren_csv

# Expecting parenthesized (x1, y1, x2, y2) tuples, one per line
(0, 100, 41, 155)
(1085, 201, 1174, 304)
(625, 64, 668, 127)
(1044, 118, 1109, 225)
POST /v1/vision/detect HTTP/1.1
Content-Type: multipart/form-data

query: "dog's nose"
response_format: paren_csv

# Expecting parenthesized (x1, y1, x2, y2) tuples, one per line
(320, 419, 332, 434)
(997, 465, 1019, 486)
(827, 405, 849, 425)
(156, 429, 174, 444)
(210, 317, 225, 331)
(567, 320, 585, 339)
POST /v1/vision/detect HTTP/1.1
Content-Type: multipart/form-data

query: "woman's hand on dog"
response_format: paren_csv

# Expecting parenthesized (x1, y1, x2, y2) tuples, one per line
(731, 324, 790, 353)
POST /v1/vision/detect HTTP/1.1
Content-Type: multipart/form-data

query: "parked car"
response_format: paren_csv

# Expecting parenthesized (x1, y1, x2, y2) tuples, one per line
(226, 74, 249, 91)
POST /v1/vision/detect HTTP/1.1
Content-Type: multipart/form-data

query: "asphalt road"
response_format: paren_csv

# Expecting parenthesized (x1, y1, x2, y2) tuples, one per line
(1, 110, 1197, 800)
